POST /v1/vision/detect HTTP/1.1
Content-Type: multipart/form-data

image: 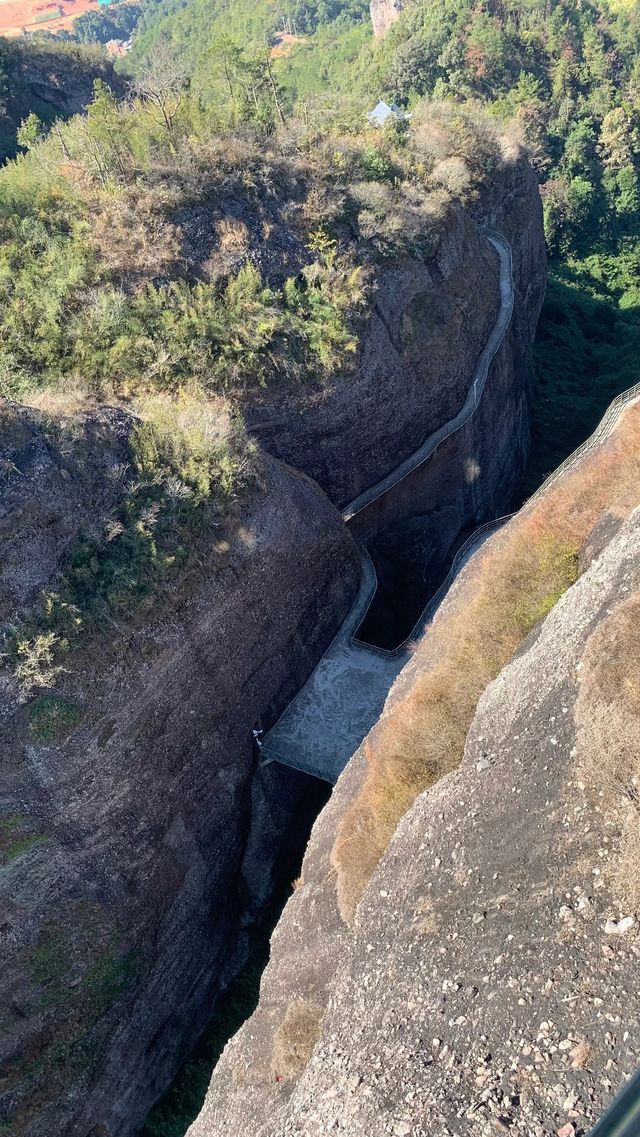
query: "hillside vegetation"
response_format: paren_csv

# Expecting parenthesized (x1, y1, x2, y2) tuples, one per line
(0, 83, 507, 410)
(9, 0, 640, 481)
(0, 80, 514, 724)
(2, 2, 640, 1131)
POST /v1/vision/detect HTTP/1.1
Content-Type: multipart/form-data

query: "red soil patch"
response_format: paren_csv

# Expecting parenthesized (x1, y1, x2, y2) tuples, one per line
(0, 0, 99, 37)
(270, 31, 304, 58)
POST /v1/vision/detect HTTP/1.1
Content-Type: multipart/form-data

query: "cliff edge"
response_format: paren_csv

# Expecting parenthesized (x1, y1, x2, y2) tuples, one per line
(0, 406, 359, 1137)
(0, 128, 544, 1136)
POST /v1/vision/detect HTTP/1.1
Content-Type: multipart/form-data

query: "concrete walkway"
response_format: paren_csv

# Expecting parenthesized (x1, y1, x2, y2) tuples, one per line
(261, 547, 402, 782)
(261, 230, 514, 783)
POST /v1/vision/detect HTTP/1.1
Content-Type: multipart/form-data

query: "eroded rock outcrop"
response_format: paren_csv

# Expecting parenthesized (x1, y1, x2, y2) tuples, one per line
(190, 406, 640, 1137)
(245, 153, 545, 543)
(370, 0, 404, 36)
(0, 143, 545, 1136)
(353, 155, 545, 643)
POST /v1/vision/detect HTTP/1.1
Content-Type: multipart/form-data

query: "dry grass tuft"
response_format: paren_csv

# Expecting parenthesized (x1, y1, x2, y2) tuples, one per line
(332, 404, 640, 924)
(271, 998, 323, 1082)
(432, 156, 473, 196)
(570, 1041, 593, 1070)
(210, 216, 251, 276)
(19, 377, 93, 417)
(216, 216, 250, 252)
(88, 187, 181, 278)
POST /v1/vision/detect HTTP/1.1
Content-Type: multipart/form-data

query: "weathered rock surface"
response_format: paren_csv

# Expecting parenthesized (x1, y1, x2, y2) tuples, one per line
(354, 157, 545, 644)
(0, 149, 545, 1136)
(0, 406, 133, 622)
(370, 0, 404, 36)
(244, 156, 545, 512)
(244, 208, 498, 508)
(0, 408, 359, 1137)
(190, 502, 640, 1135)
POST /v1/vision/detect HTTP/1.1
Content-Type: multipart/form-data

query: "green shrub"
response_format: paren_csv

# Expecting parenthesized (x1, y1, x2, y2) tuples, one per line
(3, 401, 260, 694)
(83, 949, 137, 1015)
(0, 815, 45, 866)
(360, 146, 395, 183)
(27, 696, 84, 743)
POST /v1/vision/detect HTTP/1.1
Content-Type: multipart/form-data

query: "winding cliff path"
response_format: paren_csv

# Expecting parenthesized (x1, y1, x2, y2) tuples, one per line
(260, 230, 514, 782)
(342, 228, 514, 523)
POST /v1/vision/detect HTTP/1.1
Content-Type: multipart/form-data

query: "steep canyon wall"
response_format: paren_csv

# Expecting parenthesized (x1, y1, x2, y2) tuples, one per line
(189, 405, 640, 1137)
(0, 419, 359, 1137)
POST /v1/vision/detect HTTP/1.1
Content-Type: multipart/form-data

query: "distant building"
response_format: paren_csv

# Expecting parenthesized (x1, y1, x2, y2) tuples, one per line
(367, 100, 407, 127)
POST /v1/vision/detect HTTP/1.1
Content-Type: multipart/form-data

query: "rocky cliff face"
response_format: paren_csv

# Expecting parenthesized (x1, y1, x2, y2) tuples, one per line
(369, 0, 404, 36)
(0, 41, 124, 163)
(352, 156, 545, 644)
(189, 409, 640, 1137)
(0, 408, 359, 1137)
(245, 155, 545, 519)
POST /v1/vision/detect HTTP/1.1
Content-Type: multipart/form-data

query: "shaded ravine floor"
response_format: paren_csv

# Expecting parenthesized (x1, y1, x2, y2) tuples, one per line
(261, 230, 514, 783)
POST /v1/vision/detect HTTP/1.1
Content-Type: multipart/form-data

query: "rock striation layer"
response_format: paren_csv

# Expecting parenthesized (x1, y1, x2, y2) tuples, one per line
(0, 149, 544, 1136)
(350, 159, 545, 644)
(244, 156, 545, 515)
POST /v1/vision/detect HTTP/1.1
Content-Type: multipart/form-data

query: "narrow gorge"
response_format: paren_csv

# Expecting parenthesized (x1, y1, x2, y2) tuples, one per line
(3, 0, 640, 1129)
(192, 387, 640, 1137)
(0, 134, 593, 1137)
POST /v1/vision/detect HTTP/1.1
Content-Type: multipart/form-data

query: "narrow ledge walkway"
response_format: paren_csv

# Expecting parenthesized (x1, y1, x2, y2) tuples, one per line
(261, 230, 514, 783)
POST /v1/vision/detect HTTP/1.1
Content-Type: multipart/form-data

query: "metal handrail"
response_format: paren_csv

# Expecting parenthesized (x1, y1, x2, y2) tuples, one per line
(261, 226, 640, 768)
(260, 230, 513, 762)
(356, 377, 640, 660)
(528, 380, 640, 501)
(258, 545, 378, 749)
(352, 514, 512, 660)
